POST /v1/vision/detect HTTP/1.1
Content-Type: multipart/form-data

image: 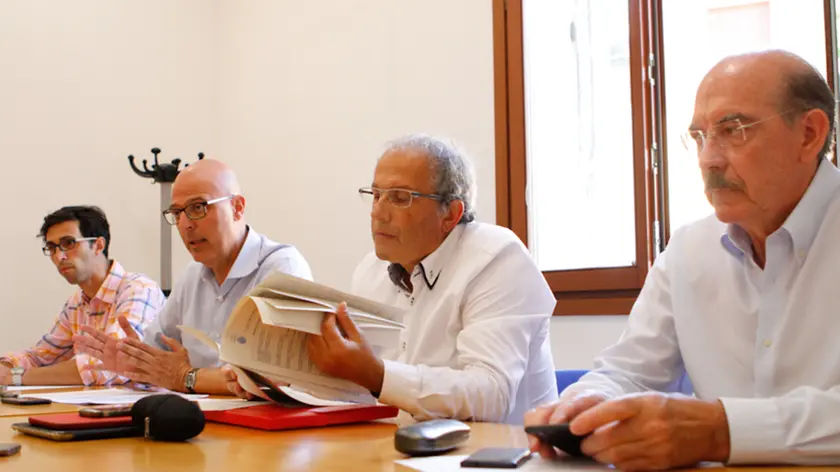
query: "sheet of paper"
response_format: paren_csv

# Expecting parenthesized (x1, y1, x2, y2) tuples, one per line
(394, 454, 604, 472)
(6, 385, 79, 392)
(24, 387, 208, 405)
(258, 271, 404, 322)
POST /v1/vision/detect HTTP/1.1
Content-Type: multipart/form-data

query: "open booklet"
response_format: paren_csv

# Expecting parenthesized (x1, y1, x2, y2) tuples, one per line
(180, 271, 405, 407)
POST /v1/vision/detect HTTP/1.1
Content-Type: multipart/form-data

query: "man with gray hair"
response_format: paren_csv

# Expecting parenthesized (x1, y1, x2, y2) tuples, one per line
(304, 134, 556, 423)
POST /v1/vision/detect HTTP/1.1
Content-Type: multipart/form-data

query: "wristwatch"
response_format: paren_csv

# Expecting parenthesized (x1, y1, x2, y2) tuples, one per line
(10, 367, 24, 387)
(184, 368, 200, 394)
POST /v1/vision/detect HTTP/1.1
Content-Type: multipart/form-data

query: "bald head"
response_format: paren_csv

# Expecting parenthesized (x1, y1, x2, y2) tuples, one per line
(168, 158, 248, 276)
(699, 50, 834, 158)
(173, 158, 242, 197)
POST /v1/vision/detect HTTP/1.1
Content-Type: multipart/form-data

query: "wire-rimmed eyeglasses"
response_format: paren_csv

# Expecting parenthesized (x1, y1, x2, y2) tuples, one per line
(358, 187, 443, 209)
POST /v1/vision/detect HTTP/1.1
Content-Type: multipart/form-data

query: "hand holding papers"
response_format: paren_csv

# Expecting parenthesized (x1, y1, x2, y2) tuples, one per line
(181, 271, 405, 406)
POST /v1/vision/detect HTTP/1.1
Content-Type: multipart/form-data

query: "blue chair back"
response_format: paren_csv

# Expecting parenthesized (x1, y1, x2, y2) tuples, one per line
(554, 369, 589, 394)
(554, 368, 695, 396)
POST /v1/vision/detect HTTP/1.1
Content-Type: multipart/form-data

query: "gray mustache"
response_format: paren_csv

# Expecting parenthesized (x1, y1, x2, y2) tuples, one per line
(704, 171, 743, 191)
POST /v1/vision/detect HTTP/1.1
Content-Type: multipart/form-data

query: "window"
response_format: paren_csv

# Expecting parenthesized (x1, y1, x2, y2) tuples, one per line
(495, 0, 838, 315)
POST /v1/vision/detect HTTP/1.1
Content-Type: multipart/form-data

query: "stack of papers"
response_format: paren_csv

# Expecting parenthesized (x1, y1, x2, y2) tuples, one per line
(24, 387, 207, 405)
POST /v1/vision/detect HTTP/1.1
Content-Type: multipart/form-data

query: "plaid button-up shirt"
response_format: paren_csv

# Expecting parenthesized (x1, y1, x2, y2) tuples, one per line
(1, 261, 165, 385)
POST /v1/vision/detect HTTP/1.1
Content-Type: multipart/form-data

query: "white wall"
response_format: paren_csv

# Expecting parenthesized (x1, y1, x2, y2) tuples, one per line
(0, 0, 216, 350)
(0, 0, 626, 368)
(215, 0, 498, 291)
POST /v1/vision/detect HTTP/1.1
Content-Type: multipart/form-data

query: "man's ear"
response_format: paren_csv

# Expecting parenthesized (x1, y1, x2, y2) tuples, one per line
(442, 200, 464, 233)
(799, 108, 831, 164)
(232, 195, 247, 221)
(94, 236, 106, 256)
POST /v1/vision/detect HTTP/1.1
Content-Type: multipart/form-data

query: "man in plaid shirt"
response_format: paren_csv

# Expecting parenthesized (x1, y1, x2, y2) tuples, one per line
(0, 206, 164, 386)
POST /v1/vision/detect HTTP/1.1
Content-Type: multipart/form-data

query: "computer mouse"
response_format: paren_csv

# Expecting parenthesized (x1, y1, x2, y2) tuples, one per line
(394, 418, 471, 456)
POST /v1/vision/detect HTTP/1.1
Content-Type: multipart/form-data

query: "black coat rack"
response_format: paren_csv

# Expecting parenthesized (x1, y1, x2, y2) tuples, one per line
(128, 147, 203, 296)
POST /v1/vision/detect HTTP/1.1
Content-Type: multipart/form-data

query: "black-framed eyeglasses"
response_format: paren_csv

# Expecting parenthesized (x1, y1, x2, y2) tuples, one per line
(358, 187, 443, 209)
(42, 237, 97, 256)
(162, 195, 236, 225)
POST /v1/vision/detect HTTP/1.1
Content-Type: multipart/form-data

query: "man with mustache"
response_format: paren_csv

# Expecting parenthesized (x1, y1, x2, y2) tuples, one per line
(1, 206, 164, 386)
(224, 134, 558, 423)
(75, 159, 312, 394)
(526, 50, 840, 469)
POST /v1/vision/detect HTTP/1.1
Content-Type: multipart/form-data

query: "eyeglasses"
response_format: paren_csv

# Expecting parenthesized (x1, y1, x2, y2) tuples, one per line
(162, 195, 235, 225)
(42, 237, 97, 256)
(680, 110, 797, 154)
(358, 187, 443, 209)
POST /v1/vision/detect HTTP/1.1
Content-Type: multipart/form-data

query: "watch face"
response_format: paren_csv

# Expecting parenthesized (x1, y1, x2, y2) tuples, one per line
(185, 370, 197, 389)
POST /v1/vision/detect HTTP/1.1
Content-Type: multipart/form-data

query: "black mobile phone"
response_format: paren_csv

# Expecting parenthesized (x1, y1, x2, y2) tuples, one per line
(461, 447, 531, 469)
(524, 423, 590, 457)
(0, 443, 21, 457)
(1, 396, 52, 406)
(79, 405, 133, 418)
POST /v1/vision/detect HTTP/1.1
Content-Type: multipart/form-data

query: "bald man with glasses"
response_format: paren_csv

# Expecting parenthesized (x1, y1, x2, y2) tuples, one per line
(75, 159, 312, 394)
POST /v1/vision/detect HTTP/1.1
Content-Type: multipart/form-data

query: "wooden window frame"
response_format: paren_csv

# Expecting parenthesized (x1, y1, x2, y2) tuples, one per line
(494, 0, 660, 315)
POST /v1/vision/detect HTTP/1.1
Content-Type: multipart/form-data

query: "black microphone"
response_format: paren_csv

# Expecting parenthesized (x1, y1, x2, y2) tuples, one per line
(131, 394, 205, 441)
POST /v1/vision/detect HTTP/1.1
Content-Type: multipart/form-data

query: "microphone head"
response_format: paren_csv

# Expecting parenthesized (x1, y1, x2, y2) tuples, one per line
(131, 394, 205, 441)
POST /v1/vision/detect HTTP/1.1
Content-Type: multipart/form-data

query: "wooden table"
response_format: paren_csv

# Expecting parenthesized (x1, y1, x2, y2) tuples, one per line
(0, 414, 834, 472)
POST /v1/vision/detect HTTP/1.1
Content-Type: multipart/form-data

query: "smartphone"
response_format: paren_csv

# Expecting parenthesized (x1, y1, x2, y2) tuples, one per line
(79, 405, 133, 418)
(0, 443, 21, 457)
(524, 424, 589, 457)
(461, 447, 531, 469)
(1, 396, 52, 406)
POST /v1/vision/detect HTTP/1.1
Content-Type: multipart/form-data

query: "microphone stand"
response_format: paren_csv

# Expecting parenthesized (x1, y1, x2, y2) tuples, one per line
(127, 148, 203, 297)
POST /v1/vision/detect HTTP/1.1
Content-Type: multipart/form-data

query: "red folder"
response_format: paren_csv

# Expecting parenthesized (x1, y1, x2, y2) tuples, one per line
(204, 403, 399, 431)
(29, 413, 134, 430)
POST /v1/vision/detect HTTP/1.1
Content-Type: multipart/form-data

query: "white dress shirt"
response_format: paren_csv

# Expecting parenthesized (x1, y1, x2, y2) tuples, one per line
(353, 222, 558, 424)
(568, 160, 840, 465)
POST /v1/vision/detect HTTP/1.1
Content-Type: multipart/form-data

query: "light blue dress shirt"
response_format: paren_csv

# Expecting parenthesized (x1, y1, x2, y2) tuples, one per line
(144, 226, 313, 368)
(566, 160, 840, 465)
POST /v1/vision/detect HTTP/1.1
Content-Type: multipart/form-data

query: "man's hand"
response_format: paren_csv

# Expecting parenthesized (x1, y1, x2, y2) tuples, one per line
(306, 302, 384, 393)
(525, 391, 609, 459)
(569, 392, 730, 470)
(114, 335, 192, 392)
(73, 315, 139, 372)
(221, 365, 255, 400)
